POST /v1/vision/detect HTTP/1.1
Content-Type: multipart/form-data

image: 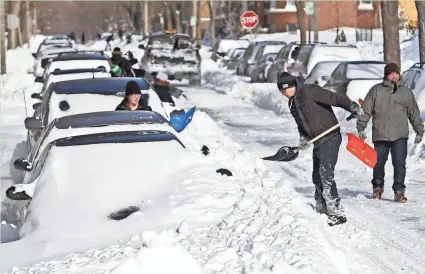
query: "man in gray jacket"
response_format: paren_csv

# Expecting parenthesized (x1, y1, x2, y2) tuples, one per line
(357, 63, 424, 202)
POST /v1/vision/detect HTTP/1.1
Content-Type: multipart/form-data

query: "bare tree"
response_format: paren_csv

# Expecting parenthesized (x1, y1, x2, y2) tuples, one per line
(174, 2, 182, 33)
(30, 1, 37, 34)
(7, 0, 21, 50)
(21, 0, 30, 44)
(415, 1, 425, 63)
(1, 0, 6, 74)
(295, 0, 306, 43)
(381, 0, 401, 66)
(207, 0, 215, 47)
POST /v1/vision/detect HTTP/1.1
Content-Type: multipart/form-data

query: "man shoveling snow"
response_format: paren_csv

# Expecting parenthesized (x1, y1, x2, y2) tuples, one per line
(277, 72, 362, 226)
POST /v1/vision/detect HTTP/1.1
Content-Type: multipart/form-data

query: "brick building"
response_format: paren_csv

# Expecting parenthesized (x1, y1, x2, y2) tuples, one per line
(199, 0, 382, 34)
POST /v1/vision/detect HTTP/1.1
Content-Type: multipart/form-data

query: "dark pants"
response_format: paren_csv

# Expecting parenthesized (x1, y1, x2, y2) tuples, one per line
(312, 134, 344, 217)
(372, 138, 408, 193)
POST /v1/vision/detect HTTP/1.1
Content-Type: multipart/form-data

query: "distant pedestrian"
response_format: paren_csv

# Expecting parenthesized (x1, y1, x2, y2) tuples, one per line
(81, 33, 85, 45)
(357, 63, 424, 203)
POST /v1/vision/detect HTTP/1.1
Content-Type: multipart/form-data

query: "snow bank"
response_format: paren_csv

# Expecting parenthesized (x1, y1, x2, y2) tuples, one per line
(6, 45, 34, 73)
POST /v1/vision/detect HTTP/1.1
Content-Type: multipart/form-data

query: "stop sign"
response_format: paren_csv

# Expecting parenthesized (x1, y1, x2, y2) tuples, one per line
(240, 11, 259, 29)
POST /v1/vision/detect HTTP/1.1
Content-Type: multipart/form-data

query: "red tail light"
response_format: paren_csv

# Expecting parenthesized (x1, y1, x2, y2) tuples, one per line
(359, 99, 364, 105)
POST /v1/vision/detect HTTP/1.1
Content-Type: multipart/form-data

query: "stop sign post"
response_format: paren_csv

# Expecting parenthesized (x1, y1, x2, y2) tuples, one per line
(240, 11, 259, 31)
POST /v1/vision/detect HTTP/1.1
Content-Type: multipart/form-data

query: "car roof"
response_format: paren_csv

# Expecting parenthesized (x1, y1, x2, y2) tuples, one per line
(255, 41, 286, 45)
(313, 44, 357, 48)
(55, 111, 167, 129)
(51, 68, 108, 76)
(51, 54, 108, 61)
(341, 60, 388, 65)
(52, 78, 150, 95)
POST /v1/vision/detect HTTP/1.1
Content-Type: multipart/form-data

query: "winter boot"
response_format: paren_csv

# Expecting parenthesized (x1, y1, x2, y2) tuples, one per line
(372, 187, 384, 199)
(315, 200, 328, 215)
(327, 215, 347, 227)
(394, 191, 407, 203)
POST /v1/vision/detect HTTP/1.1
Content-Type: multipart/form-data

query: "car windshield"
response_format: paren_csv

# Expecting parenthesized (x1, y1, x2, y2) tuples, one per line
(305, 61, 341, 83)
(346, 63, 386, 80)
(53, 130, 184, 148)
(149, 35, 173, 46)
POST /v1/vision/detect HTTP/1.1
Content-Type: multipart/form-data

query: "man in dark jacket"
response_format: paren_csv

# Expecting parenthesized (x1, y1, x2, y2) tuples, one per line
(152, 72, 176, 106)
(277, 72, 363, 226)
(110, 47, 133, 77)
(357, 63, 424, 203)
(116, 81, 152, 111)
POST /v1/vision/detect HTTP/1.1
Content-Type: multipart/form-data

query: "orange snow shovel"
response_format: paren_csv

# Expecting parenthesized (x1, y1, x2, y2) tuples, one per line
(346, 133, 377, 168)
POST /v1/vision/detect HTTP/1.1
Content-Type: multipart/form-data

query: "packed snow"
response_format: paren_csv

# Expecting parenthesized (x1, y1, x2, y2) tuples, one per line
(1, 27, 425, 274)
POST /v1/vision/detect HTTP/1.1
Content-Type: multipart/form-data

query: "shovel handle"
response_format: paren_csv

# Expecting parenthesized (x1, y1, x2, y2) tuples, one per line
(307, 114, 356, 145)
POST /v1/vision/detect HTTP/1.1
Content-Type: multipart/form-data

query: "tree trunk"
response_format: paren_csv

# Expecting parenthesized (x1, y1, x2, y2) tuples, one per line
(313, 0, 319, 42)
(381, 0, 401, 66)
(1, 0, 6, 74)
(196, 0, 201, 46)
(30, 1, 37, 34)
(415, 1, 425, 63)
(168, 2, 176, 30)
(133, 1, 141, 34)
(7, 0, 21, 50)
(295, 0, 306, 43)
(164, 2, 172, 29)
(174, 2, 182, 33)
(207, 0, 215, 47)
(21, 0, 30, 44)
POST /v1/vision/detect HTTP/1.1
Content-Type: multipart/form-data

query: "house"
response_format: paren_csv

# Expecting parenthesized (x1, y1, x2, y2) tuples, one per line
(267, 0, 381, 32)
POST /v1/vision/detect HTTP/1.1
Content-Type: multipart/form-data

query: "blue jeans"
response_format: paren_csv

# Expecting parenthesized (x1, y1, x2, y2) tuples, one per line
(372, 138, 407, 193)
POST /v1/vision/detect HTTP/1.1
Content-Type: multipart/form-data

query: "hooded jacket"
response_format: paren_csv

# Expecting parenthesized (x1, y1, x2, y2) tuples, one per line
(115, 98, 152, 111)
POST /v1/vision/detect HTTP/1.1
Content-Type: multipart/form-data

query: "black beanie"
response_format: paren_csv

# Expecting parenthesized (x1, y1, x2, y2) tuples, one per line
(125, 81, 142, 97)
(277, 72, 296, 91)
(384, 63, 400, 76)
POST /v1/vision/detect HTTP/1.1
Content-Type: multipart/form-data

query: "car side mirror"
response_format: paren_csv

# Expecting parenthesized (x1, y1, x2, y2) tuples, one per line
(32, 102, 41, 110)
(138, 44, 145, 49)
(31, 53, 37, 58)
(6, 186, 32, 201)
(13, 158, 33, 172)
(34, 76, 44, 83)
(24, 117, 43, 130)
(31, 93, 42, 100)
(322, 76, 331, 81)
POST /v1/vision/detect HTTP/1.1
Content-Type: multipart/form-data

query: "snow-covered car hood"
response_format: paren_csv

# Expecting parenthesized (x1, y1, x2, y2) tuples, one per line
(346, 79, 382, 103)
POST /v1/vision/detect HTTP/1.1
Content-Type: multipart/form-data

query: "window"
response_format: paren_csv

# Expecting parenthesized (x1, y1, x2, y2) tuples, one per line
(270, 0, 276, 9)
(331, 64, 346, 81)
(410, 71, 422, 90)
(358, 0, 373, 11)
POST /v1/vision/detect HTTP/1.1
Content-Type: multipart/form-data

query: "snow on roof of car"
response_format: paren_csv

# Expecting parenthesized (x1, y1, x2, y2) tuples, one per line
(262, 44, 285, 55)
(346, 62, 387, 79)
(52, 53, 108, 61)
(216, 39, 250, 54)
(52, 78, 151, 94)
(46, 59, 111, 76)
(51, 68, 108, 76)
(55, 111, 167, 129)
(307, 45, 363, 74)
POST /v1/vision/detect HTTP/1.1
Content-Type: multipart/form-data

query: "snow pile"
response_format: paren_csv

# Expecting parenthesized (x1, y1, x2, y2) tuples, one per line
(203, 70, 288, 115)
(28, 35, 46, 54)
(6, 45, 34, 73)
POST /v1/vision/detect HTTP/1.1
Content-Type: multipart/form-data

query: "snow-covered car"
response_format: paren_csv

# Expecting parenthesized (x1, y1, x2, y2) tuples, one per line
(323, 61, 387, 94)
(346, 79, 382, 104)
(210, 38, 250, 62)
(32, 68, 112, 100)
(248, 44, 284, 82)
(41, 51, 110, 82)
(7, 113, 229, 252)
(304, 61, 342, 87)
(250, 53, 277, 83)
(30, 45, 78, 76)
(33, 37, 75, 58)
(26, 77, 168, 150)
(236, 41, 285, 77)
(288, 44, 363, 78)
(139, 33, 201, 85)
(400, 62, 425, 116)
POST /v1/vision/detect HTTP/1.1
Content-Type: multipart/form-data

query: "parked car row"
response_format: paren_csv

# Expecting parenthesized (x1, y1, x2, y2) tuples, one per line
(7, 33, 205, 242)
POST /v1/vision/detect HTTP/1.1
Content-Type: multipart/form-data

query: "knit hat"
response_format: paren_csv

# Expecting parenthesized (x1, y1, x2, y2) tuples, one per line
(277, 72, 296, 91)
(125, 81, 142, 97)
(384, 63, 400, 76)
(110, 63, 122, 77)
(112, 47, 121, 55)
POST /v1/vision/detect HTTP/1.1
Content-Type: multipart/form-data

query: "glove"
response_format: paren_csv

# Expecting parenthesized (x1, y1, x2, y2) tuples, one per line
(358, 130, 367, 140)
(299, 135, 311, 151)
(349, 102, 364, 119)
(414, 135, 423, 144)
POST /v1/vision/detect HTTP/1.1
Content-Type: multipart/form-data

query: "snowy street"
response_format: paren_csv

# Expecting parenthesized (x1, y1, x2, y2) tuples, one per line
(1, 8, 425, 271)
(178, 72, 425, 273)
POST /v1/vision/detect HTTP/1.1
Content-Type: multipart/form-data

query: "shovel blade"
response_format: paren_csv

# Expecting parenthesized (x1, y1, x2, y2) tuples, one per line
(262, 146, 299, 162)
(346, 132, 377, 168)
